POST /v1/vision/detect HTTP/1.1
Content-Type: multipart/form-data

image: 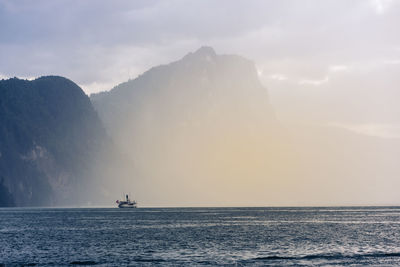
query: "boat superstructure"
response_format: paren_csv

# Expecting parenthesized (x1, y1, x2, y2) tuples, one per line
(116, 194, 137, 208)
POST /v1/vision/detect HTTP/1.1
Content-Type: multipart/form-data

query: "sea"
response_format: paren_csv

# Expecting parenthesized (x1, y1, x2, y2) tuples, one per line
(1, 207, 400, 266)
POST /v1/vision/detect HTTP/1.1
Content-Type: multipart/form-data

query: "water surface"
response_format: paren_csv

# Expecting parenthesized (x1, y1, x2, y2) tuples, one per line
(1, 207, 400, 266)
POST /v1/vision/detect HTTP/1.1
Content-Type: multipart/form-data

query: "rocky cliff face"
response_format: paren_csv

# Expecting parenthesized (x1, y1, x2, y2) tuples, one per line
(0, 76, 107, 206)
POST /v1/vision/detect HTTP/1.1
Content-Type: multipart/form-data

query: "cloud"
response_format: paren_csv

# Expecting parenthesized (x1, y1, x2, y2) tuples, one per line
(329, 65, 350, 72)
(383, 59, 400, 65)
(370, 0, 394, 15)
(298, 76, 329, 86)
(328, 122, 400, 139)
(267, 73, 288, 81)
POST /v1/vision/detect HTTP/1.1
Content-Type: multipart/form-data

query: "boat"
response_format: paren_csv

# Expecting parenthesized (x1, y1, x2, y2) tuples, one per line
(116, 194, 137, 208)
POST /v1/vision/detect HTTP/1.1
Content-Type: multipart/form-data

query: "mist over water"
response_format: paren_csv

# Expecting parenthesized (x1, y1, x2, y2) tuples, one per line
(90, 47, 400, 207)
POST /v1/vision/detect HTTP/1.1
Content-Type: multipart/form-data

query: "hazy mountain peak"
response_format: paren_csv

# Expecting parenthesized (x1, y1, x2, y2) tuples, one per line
(194, 46, 216, 56)
(183, 46, 217, 61)
(91, 48, 273, 126)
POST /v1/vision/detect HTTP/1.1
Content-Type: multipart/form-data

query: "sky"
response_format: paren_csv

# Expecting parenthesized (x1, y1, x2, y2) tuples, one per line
(1, 0, 400, 205)
(1, 0, 399, 136)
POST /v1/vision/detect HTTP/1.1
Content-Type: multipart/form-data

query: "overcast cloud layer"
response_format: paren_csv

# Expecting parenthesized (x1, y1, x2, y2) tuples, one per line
(1, 0, 400, 135)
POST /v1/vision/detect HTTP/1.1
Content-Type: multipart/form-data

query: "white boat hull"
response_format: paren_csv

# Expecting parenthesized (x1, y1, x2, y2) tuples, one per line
(117, 194, 137, 208)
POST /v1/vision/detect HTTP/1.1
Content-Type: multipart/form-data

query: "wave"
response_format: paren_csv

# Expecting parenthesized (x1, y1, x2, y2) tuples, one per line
(252, 252, 400, 261)
(70, 261, 98, 265)
(133, 258, 166, 263)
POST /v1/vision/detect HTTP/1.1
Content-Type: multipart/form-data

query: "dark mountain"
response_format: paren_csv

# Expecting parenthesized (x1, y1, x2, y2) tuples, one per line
(0, 76, 107, 206)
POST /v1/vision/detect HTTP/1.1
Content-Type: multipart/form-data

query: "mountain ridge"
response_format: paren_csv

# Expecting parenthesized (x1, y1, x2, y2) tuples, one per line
(0, 76, 108, 206)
